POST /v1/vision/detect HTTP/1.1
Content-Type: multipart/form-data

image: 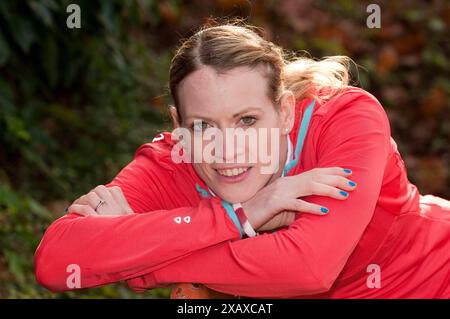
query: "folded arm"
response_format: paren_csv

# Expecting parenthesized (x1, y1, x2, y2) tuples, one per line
(34, 146, 242, 292)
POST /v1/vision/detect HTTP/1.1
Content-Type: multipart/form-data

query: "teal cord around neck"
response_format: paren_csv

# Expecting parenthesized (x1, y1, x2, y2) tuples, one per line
(282, 99, 315, 177)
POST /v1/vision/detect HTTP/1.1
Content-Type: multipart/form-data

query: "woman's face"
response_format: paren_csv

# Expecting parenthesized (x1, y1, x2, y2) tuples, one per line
(171, 65, 294, 203)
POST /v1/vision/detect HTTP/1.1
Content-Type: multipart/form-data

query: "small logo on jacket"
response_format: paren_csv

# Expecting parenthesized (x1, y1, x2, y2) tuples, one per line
(174, 216, 191, 224)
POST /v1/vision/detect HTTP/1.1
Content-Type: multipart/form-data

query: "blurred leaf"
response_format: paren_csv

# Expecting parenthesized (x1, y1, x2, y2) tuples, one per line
(0, 79, 15, 112)
(423, 49, 448, 69)
(376, 46, 399, 77)
(404, 9, 423, 22)
(0, 31, 11, 65)
(29, 1, 54, 27)
(5, 115, 31, 142)
(427, 18, 445, 32)
(27, 198, 53, 220)
(0, 184, 22, 214)
(42, 36, 59, 87)
(4, 250, 26, 284)
(8, 17, 37, 53)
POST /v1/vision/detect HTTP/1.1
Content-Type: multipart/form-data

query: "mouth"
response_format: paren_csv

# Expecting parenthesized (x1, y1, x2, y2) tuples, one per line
(214, 167, 252, 184)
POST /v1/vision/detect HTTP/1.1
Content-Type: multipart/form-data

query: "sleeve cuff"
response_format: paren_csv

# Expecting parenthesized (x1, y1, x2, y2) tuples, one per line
(221, 200, 244, 239)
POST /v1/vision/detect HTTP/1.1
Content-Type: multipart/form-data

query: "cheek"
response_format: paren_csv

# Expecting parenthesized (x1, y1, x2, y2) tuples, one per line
(250, 128, 281, 164)
(267, 128, 282, 154)
(187, 136, 211, 163)
(192, 162, 213, 181)
(191, 137, 202, 161)
(257, 114, 282, 141)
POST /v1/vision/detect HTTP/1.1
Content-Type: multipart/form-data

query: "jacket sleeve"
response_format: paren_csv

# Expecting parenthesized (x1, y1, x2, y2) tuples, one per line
(127, 93, 391, 298)
(34, 144, 242, 292)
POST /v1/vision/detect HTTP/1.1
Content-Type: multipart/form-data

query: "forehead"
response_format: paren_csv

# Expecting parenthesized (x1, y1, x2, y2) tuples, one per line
(177, 65, 272, 118)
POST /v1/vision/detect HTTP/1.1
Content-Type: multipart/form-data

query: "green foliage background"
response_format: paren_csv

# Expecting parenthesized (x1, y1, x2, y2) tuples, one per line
(0, 0, 448, 298)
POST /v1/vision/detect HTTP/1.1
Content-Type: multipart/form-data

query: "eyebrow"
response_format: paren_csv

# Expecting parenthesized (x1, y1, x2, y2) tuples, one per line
(232, 107, 262, 118)
(185, 107, 263, 122)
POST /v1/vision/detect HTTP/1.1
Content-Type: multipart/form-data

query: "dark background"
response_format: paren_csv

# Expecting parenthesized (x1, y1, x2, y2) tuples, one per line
(0, 0, 448, 298)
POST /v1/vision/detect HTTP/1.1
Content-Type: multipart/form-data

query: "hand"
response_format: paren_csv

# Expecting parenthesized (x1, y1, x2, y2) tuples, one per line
(257, 211, 296, 232)
(66, 185, 134, 216)
(170, 283, 237, 299)
(242, 167, 356, 231)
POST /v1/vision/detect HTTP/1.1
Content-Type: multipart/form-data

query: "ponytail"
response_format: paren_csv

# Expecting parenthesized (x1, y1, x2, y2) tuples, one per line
(283, 55, 353, 103)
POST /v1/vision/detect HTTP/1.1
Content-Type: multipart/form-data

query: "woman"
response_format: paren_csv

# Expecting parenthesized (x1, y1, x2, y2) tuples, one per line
(35, 23, 450, 298)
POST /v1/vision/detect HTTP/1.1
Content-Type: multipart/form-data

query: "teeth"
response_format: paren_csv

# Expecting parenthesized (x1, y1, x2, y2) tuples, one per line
(217, 167, 249, 177)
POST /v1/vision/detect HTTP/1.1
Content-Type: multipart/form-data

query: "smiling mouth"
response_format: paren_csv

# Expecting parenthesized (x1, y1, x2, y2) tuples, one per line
(216, 167, 249, 177)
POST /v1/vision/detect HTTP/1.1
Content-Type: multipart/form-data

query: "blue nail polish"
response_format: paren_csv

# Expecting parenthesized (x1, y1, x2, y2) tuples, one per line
(343, 169, 352, 174)
(320, 207, 329, 214)
(340, 190, 349, 197)
(348, 181, 356, 187)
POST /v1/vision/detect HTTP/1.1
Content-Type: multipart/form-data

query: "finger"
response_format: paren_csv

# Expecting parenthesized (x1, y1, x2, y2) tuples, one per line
(67, 204, 98, 216)
(71, 191, 99, 206)
(313, 174, 357, 192)
(108, 186, 134, 214)
(288, 167, 353, 196)
(310, 182, 351, 200)
(92, 185, 118, 207)
(71, 194, 87, 206)
(73, 185, 109, 206)
(312, 167, 353, 177)
(285, 199, 329, 215)
(84, 191, 104, 210)
(280, 211, 296, 225)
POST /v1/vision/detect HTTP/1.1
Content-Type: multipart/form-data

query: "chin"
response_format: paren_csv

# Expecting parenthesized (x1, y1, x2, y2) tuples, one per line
(212, 179, 264, 203)
(199, 166, 270, 203)
(217, 190, 255, 204)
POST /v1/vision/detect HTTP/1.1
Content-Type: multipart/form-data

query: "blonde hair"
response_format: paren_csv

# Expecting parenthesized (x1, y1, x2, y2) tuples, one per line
(169, 22, 354, 115)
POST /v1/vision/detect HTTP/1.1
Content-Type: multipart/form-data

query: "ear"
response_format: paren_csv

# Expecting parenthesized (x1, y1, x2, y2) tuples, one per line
(169, 105, 181, 128)
(278, 91, 295, 135)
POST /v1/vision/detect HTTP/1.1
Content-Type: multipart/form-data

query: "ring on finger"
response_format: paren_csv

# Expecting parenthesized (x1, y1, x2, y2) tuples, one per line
(95, 200, 106, 212)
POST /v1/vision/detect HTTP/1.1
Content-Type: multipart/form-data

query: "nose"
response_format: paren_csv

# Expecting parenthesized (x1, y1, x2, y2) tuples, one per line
(221, 128, 247, 164)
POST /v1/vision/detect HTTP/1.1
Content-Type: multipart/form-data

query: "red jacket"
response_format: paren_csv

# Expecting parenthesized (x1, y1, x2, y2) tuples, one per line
(35, 87, 450, 298)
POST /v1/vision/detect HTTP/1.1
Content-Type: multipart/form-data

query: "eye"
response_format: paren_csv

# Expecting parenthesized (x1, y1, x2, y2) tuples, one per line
(191, 120, 211, 131)
(240, 116, 257, 126)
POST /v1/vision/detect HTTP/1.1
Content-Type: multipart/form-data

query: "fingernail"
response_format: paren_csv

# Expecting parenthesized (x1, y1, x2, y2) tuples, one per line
(320, 207, 329, 214)
(340, 190, 349, 197)
(343, 169, 352, 174)
(348, 181, 357, 187)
